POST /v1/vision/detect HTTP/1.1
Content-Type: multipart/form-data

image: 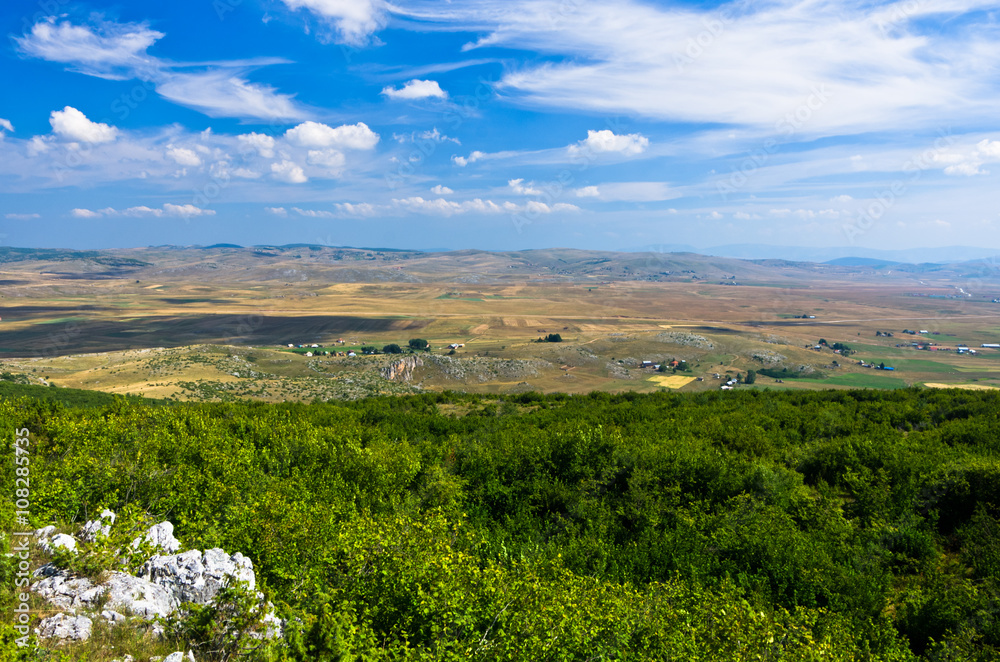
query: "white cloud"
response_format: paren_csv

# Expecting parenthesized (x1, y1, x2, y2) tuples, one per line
(166, 146, 202, 167)
(392, 196, 579, 217)
(292, 207, 337, 218)
(334, 202, 377, 216)
(162, 203, 214, 217)
(71, 204, 214, 218)
(938, 137, 1000, 176)
(586, 182, 675, 202)
(733, 211, 760, 220)
(945, 162, 987, 176)
(0, 119, 13, 133)
(5, 213, 39, 220)
(508, 178, 542, 195)
(452, 150, 487, 167)
(18, 18, 305, 121)
(15, 17, 163, 80)
(50, 107, 118, 143)
(568, 130, 648, 157)
(271, 160, 308, 184)
(830, 194, 854, 203)
(284, 121, 379, 150)
(306, 149, 346, 169)
(157, 71, 306, 121)
(430, 185, 453, 195)
(575, 186, 600, 198)
(238, 132, 276, 158)
(281, 0, 388, 45)
(382, 79, 448, 100)
(408, 0, 1000, 136)
(232, 168, 262, 179)
(266, 207, 288, 216)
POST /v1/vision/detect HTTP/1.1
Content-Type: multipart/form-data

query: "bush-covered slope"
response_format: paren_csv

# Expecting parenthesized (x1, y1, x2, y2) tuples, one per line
(3, 388, 1000, 660)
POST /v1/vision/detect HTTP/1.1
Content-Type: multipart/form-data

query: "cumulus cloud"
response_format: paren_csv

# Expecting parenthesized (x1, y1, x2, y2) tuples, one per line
(292, 207, 337, 218)
(284, 121, 379, 150)
(166, 146, 202, 167)
(306, 149, 346, 169)
(280, 0, 389, 45)
(334, 202, 377, 216)
(49, 106, 118, 143)
(271, 160, 308, 183)
(939, 138, 1000, 176)
(392, 196, 579, 217)
(266, 207, 288, 216)
(508, 178, 542, 195)
(0, 119, 13, 133)
(452, 150, 487, 167)
(430, 185, 453, 195)
(568, 130, 648, 157)
(381, 79, 448, 100)
(238, 132, 276, 158)
(575, 186, 600, 197)
(71, 204, 214, 218)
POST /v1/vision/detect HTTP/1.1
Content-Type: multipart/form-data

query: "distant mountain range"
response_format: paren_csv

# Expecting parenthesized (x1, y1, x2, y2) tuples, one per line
(632, 244, 1000, 265)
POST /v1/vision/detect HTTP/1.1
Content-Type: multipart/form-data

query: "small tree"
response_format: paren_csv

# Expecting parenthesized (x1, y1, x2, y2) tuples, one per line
(545, 333, 563, 343)
(360, 345, 378, 355)
(408, 339, 430, 351)
(745, 369, 756, 384)
(383, 344, 403, 354)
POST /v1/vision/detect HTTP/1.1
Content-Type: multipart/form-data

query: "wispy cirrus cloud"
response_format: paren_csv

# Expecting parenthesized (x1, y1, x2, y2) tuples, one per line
(393, 0, 1000, 136)
(16, 17, 307, 121)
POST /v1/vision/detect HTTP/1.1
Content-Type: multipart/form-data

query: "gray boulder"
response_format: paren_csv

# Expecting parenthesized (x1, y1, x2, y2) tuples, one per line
(162, 653, 196, 662)
(36, 613, 92, 641)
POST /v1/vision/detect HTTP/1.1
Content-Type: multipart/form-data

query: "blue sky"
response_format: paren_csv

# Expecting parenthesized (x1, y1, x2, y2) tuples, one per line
(1, 0, 999, 252)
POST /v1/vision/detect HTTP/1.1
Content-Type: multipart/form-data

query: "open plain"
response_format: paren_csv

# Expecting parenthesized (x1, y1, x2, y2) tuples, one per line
(4, 244, 1000, 401)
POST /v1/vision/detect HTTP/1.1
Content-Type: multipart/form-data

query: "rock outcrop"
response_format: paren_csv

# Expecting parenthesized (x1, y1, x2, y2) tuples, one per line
(30, 514, 281, 646)
(381, 355, 423, 381)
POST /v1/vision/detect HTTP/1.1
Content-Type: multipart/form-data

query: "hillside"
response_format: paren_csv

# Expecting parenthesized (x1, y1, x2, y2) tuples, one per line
(4, 389, 1000, 660)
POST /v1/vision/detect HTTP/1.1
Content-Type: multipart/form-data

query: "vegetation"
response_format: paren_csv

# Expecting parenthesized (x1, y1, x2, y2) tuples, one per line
(382, 343, 403, 354)
(408, 339, 430, 351)
(4, 388, 1000, 659)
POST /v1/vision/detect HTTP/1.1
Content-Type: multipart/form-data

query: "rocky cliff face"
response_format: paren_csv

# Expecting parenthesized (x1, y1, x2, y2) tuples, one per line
(381, 355, 423, 381)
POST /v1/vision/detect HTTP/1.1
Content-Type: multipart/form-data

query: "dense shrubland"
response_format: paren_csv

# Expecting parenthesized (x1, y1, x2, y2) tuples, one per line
(3, 388, 1000, 659)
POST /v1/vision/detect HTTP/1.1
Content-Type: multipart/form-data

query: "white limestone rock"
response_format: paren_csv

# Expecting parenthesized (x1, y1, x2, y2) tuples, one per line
(36, 613, 92, 641)
(130, 521, 181, 554)
(81, 509, 116, 542)
(139, 548, 255, 605)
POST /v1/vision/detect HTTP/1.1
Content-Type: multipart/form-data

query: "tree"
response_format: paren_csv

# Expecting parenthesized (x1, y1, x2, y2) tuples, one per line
(360, 345, 378, 354)
(383, 344, 403, 354)
(818, 339, 828, 346)
(545, 333, 563, 343)
(745, 369, 756, 384)
(408, 339, 430, 351)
